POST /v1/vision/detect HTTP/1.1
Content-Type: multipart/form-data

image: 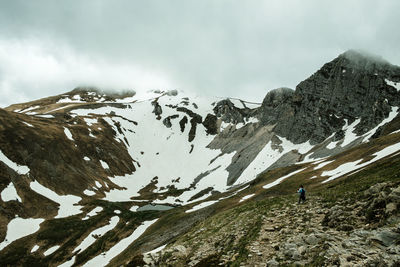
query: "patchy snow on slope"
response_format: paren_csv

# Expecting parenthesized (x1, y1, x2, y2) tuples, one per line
(0, 218, 44, 251)
(95, 181, 102, 188)
(23, 122, 34, 127)
(31, 244, 40, 253)
(83, 189, 96, 196)
(185, 200, 218, 213)
(0, 149, 30, 174)
(235, 138, 312, 185)
(70, 93, 267, 204)
(35, 114, 55, 118)
(144, 244, 167, 254)
(363, 107, 399, 141)
(100, 160, 109, 169)
(30, 181, 82, 218)
(1, 182, 22, 202)
(43, 245, 60, 256)
(58, 256, 76, 267)
(341, 118, 361, 147)
(314, 160, 334, 170)
(322, 142, 400, 183)
(74, 216, 119, 254)
(57, 95, 85, 103)
(83, 219, 158, 266)
(385, 79, 400, 91)
(321, 160, 363, 183)
(263, 168, 307, 189)
(83, 207, 104, 220)
(64, 127, 74, 141)
(84, 118, 98, 126)
(130, 205, 139, 212)
(84, 156, 90, 161)
(21, 105, 40, 113)
(239, 193, 255, 203)
(326, 140, 339, 149)
(95, 100, 235, 204)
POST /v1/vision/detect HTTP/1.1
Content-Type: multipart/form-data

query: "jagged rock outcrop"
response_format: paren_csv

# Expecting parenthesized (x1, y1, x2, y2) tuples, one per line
(213, 99, 254, 124)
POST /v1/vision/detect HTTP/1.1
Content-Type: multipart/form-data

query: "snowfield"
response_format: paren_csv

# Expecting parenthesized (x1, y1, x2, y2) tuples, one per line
(0, 218, 44, 251)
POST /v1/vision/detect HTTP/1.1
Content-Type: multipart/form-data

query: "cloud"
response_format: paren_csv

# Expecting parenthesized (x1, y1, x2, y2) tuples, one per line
(0, 38, 173, 107)
(0, 0, 400, 106)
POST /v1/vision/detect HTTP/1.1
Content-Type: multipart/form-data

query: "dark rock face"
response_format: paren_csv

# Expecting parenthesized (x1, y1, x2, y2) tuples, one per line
(258, 87, 294, 126)
(202, 114, 218, 135)
(213, 99, 255, 124)
(152, 100, 163, 120)
(263, 50, 400, 144)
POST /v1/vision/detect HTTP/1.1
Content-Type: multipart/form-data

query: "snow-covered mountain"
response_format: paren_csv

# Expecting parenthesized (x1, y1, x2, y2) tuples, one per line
(1, 50, 400, 266)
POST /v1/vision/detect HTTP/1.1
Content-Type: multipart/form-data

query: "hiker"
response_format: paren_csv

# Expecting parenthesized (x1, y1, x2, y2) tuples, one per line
(297, 185, 306, 204)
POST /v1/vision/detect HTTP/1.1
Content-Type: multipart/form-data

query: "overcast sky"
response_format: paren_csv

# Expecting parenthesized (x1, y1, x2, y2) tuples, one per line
(0, 0, 399, 107)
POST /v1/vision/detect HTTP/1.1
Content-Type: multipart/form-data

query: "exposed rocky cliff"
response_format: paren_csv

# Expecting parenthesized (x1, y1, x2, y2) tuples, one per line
(271, 50, 400, 144)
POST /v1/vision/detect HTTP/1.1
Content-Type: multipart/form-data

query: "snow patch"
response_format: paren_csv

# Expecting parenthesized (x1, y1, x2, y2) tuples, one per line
(43, 245, 60, 256)
(385, 79, 400, 91)
(35, 114, 54, 118)
(326, 140, 338, 149)
(83, 219, 158, 266)
(84, 156, 90, 161)
(1, 182, 22, 202)
(83, 207, 103, 220)
(31, 245, 40, 253)
(239, 194, 255, 203)
(185, 200, 218, 213)
(21, 105, 40, 113)
(144, 244, 167, 254)
(30, 181, 82, 218)
(100, 160, 109, 169)
(23, 122, 34, 127)
(263, 168, 306, 189)
(235, 138, 312, 184)
(0, 218, 44, 251)
(84, 190, 96, 196)
(64, 127, 74, 141)
(341, 119, 361, 147)
(322, 142, 400, 183)
(0, 149, 30, 174)
(130, 205, 139, 212)
(84, 118, 98, 126)
(58, 256, 76, 267)
(313, 160, 334, 170)
(74, 216, 119, 253)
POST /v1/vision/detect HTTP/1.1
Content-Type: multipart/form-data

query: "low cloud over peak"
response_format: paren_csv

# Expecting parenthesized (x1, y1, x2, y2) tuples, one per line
(0, 1, 400, 106)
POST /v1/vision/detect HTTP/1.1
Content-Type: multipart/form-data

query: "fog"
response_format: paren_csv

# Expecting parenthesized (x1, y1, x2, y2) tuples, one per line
(0, 0, 399, 107)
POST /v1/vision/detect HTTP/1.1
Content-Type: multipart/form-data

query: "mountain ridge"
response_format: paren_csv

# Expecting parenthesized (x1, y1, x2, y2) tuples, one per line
(0, 50, 400, 266)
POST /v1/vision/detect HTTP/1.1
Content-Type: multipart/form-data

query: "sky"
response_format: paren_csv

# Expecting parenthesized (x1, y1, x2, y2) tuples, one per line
(0, 0, 400, 107)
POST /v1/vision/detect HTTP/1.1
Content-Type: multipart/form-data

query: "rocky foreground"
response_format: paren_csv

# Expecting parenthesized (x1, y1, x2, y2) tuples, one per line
(144, 182, 400, 266)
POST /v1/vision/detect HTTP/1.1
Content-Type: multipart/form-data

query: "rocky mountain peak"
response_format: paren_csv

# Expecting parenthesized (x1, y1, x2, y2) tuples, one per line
(269, 50, 400, 145)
